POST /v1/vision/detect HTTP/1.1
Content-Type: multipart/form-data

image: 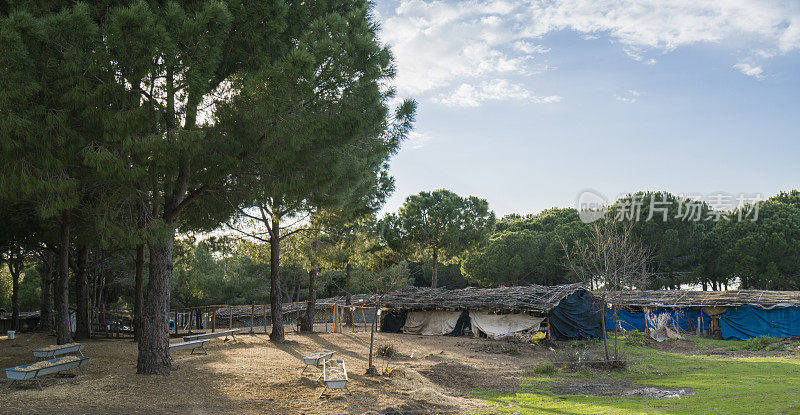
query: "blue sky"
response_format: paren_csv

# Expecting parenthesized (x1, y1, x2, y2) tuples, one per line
(373, 0, 800, 217)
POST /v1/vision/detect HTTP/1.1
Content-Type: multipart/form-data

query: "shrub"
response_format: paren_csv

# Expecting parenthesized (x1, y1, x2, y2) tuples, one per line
(728, 336, 780, 351)
(530, 363, 556, 375)
(378, 343, 397, 358)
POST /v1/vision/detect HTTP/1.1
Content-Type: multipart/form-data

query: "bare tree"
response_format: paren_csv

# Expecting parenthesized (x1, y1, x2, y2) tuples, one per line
(562, 219, 652, 362)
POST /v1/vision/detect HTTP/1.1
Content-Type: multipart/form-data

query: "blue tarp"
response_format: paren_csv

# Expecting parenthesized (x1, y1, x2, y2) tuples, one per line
(605, 307, 711, 332)
(720, 305, 800, 340)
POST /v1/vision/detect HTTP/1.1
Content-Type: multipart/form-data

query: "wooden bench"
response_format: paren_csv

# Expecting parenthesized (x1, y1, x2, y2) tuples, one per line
(6, 356, 90, 391)
(169, 339, 209, 355)
(32, 343, 85, 360)
(183, 328, 240, 343)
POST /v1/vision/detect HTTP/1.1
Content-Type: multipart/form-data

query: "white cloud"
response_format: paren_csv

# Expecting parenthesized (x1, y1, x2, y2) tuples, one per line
(733, 62, 764, 78)
(615, 89, 641, 103)
(513, 41, 550, 54)
(406, 130, 433, 149)
(435, 79, 561, 107)
(378, 0, 800, 104)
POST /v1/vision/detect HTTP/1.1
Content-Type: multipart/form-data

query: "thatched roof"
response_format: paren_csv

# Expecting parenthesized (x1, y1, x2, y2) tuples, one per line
(595, 289, 800, 309)
(319, 283, 588, 312)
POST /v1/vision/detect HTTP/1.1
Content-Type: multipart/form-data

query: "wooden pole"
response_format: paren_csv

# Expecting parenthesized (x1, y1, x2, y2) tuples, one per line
(250, 303, 255, 334)
(263, 305, 268, 334)
(228, 305, 233, 330)
(211, 308, 216, 333)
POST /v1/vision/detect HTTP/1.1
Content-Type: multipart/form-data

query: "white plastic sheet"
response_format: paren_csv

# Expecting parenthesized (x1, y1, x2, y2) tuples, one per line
(469, 311, 543, 339)
(402, 311, 462, 335)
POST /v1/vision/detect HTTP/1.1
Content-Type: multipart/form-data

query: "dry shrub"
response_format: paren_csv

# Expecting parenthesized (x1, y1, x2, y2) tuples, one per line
(378, 343, 397, 358)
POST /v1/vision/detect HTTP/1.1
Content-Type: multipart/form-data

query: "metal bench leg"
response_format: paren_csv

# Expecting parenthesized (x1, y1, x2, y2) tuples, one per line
(318, 385, 328, 399)
(35, 377, 43, 391)
(201, 345, 208, 355)
(7, 379, 15, 388)
(78, 366, 84, 375)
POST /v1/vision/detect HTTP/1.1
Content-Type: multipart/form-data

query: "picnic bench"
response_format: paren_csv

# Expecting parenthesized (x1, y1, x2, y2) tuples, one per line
(6, 356, 90, 391)
(168, 339, 209, 355)
(301, 350, 336, 379)
(183, 328, 240, 343)
(319, 359, 350, 398)
(32, 343, 85, 360)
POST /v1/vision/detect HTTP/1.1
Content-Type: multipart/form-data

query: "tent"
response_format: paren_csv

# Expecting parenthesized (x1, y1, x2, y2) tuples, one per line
(469, 311, 543, 339)
(402, 310, 463, 335)
(720, 305, 800, 340)
(605, 307, 711, 332)
(549, 290, 603, 340)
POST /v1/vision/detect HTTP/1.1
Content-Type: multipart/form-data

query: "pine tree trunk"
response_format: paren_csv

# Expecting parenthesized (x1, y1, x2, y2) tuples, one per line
(55, 211, 73, 345)
(431, 247, 438, 288)
(38, 251, 55, 332)
(269, 216, 284, 342)
(300, 269, 317, 333)
(10, 262, 19, 332)
(134, 244, 145, 343)
(75, 245, 91, 339)
(345, 262, 353, 326)
(137, 230, 175, 375)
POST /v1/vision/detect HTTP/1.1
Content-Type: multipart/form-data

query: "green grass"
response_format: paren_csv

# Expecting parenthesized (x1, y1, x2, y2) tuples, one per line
(473, 341, 800, 414)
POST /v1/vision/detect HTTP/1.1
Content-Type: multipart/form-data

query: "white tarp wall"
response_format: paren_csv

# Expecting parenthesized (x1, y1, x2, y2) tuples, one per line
(469, 311, 544, 339)
(403, 311, 462, 335)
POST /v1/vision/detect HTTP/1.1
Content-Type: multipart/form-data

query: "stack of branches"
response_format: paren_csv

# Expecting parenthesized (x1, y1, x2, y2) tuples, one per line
(318, 283, 587, 312)
(597, 289, 800, 309)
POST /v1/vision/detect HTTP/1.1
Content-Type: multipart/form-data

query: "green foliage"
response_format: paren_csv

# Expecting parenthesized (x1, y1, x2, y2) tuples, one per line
(702, 196, 800, 290)
(610, 192, 711, 289)
(726, 336, 780, 351)
(530, 363, 557, 376)
(462, 208, 588, 286)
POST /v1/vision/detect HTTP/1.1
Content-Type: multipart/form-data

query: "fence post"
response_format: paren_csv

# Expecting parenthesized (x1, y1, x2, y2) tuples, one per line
(211, 308, 216, 333)
(250, 303, 255, 334)
(229, 305, 233, 330)
(263, 305, 268, 334)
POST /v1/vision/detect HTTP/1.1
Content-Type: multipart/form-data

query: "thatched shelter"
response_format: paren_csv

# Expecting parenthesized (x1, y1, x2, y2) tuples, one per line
(593, 289, 800, 340)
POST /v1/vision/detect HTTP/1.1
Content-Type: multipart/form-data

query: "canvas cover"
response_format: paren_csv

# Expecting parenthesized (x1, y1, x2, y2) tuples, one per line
(403, 311, 462, 335)
(469, 311, 543, 339)
(720, 305, 800, 340)
(549, 290, 603, 340)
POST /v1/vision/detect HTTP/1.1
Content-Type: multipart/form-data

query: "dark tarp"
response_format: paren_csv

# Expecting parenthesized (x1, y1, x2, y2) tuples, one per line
(447, 310, 471, 337)
(720, 305, 800, 340)
(549, 290, 603, 340)
(380, 309, 407, 333)
(605, 307, 711, 332)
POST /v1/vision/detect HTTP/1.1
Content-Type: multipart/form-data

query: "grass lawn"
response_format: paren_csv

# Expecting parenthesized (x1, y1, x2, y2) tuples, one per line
(473, 334, 800, 414)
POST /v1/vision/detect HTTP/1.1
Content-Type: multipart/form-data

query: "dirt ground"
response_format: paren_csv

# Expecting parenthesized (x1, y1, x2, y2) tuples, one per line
(0, 327, 553, 415)
(5, 328, 793, 414)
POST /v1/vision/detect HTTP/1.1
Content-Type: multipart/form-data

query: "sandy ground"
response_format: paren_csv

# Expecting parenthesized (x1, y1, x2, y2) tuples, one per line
(0, 327, 553, 415)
